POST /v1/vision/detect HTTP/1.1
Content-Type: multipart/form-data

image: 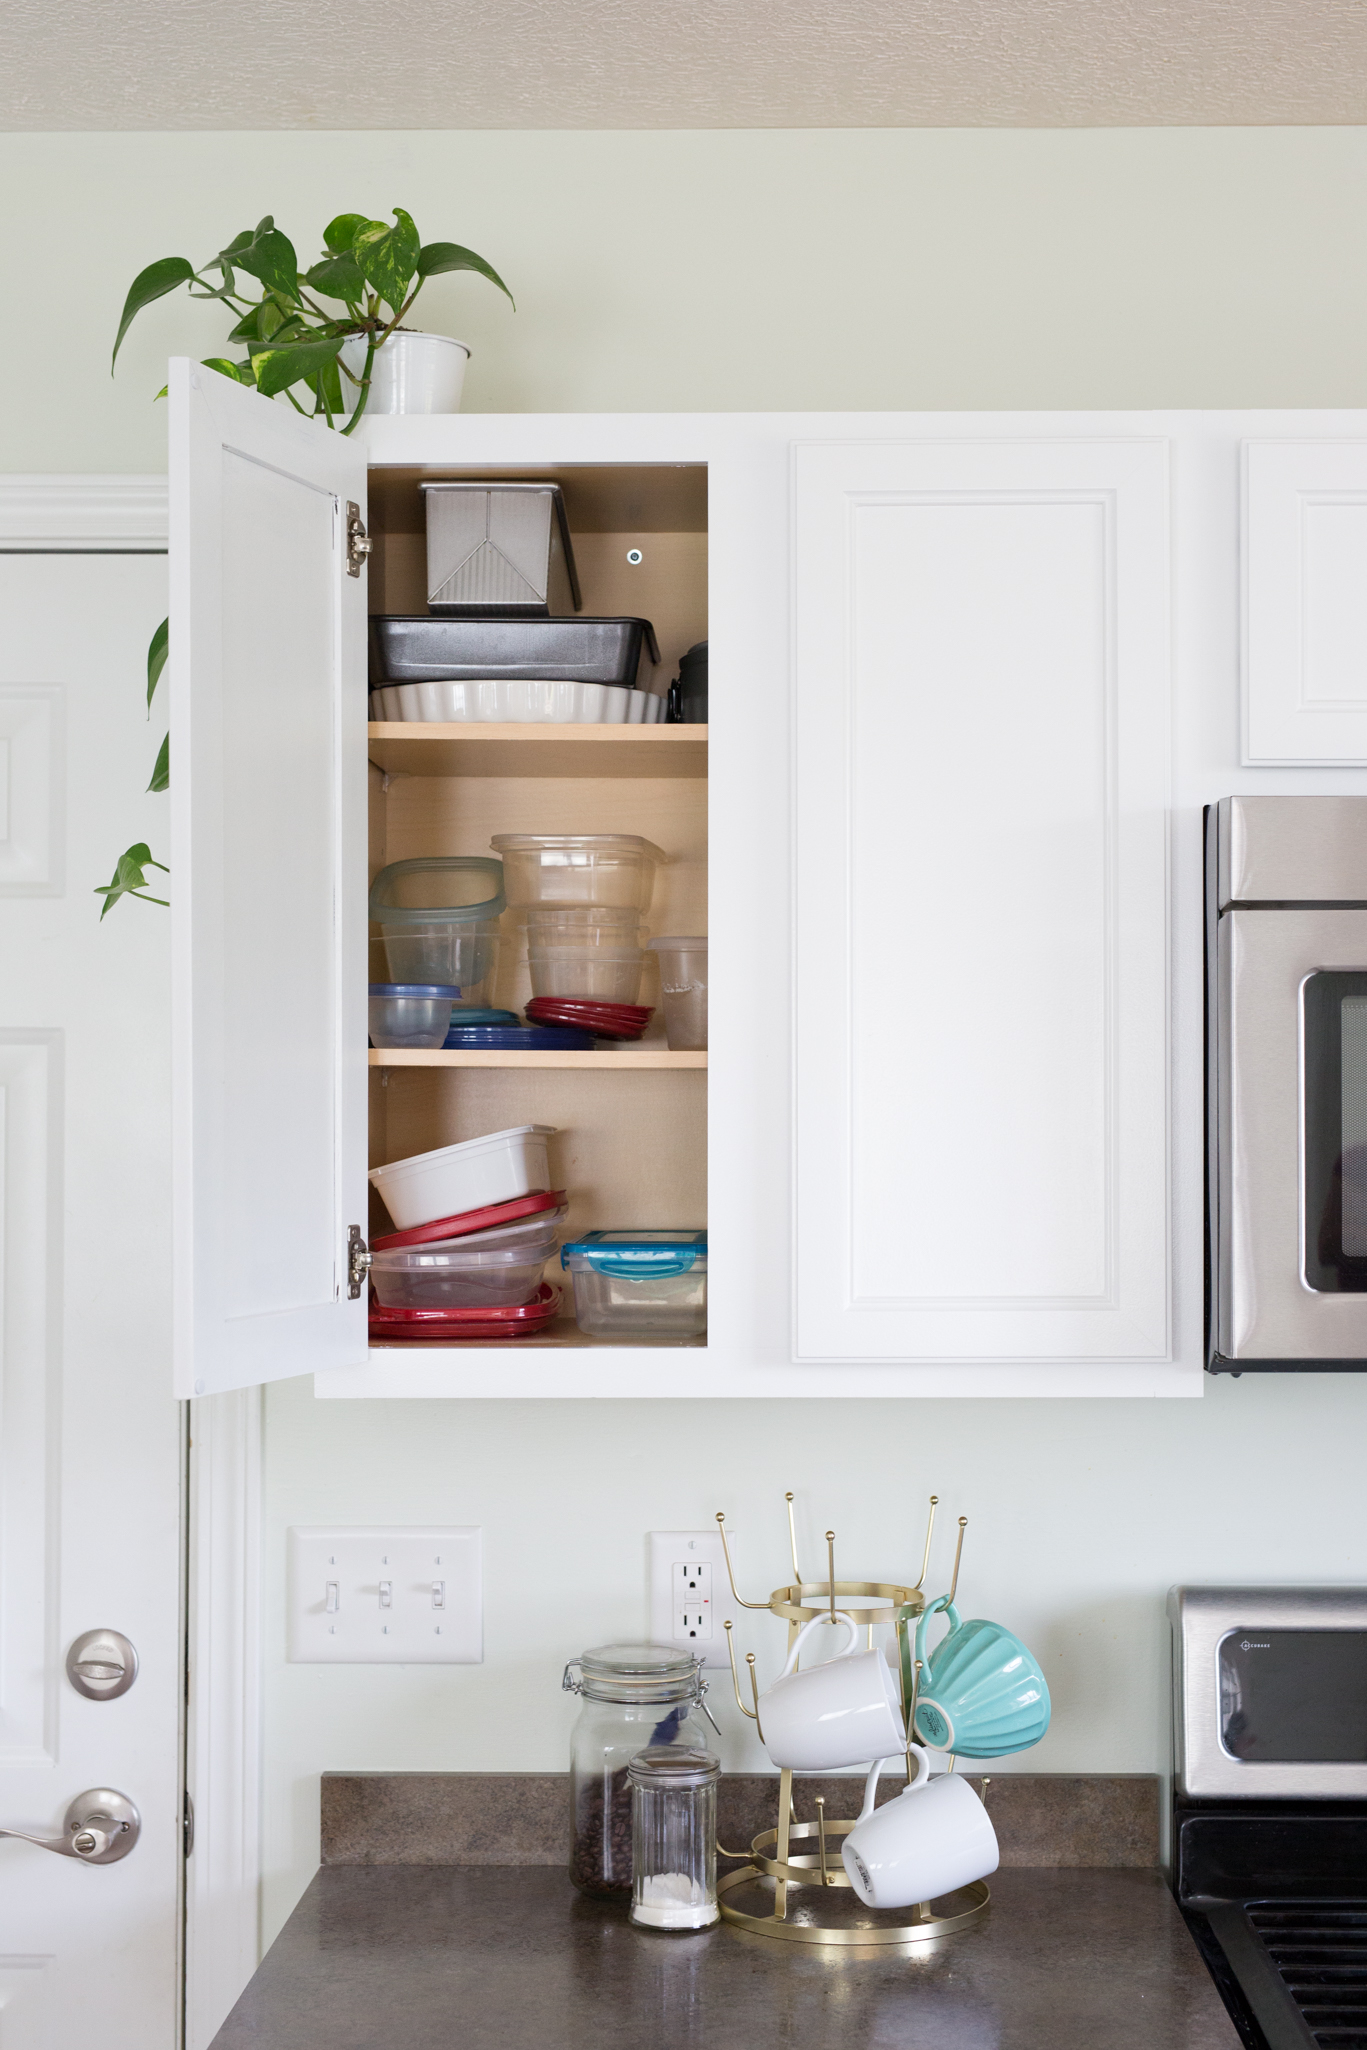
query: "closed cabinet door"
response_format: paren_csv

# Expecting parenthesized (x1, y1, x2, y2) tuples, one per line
(792, 436, 1172, 1371)
(0, 549, 180, 2047)
(168, 362, 369, 1397)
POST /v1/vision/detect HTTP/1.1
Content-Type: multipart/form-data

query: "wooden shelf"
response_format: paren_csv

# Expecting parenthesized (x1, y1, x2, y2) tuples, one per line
(367, 722, 707, 780)
(366, 1314, 705, 1354)
(368, 1048, 706, 1070)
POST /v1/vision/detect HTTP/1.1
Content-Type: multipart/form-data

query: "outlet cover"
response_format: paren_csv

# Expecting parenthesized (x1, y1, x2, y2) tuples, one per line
(288, 1526, 482, 1664)
(648, 1530, 735, 1669)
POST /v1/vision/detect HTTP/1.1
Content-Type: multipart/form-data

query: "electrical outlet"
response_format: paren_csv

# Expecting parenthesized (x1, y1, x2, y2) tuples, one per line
(649, 1531, 734, 1668)
(287, 1526, 482, 1664)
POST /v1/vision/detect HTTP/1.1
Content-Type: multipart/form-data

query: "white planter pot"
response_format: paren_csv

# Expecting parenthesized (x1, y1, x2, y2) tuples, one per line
(338, 330, 469, 416)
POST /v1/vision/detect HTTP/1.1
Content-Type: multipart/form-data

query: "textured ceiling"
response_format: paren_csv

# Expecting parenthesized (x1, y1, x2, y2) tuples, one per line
(2, 0, 1365, 129)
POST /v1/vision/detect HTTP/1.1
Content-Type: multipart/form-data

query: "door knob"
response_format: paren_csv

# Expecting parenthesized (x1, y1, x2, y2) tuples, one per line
(66, 1629, 138, 1700)
(0, 1789, 140, 1863)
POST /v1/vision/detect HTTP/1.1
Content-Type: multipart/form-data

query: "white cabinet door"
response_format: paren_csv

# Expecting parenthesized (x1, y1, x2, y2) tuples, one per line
(793, 437, 1171, 1367)
(170, 363, 369, 1395)
(1244, 439, 1367, 764)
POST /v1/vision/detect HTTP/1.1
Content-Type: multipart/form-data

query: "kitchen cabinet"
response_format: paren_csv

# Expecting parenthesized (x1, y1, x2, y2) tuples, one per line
(1243, 439, 1367, 764)
(174, 383, 1366, 1399)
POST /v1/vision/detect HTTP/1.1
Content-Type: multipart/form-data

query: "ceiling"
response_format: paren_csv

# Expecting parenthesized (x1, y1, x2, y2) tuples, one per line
(2, 0, 1364, 129)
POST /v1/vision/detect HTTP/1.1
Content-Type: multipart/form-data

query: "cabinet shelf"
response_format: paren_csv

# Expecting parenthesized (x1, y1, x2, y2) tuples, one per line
(368, 1049, 706, 1070)
(367, 722, 707, 780)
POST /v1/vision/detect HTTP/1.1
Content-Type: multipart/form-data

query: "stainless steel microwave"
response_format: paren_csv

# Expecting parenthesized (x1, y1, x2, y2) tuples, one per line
(1171, 1585, 1367, 1798)
(1208, 796, 1367, 1372)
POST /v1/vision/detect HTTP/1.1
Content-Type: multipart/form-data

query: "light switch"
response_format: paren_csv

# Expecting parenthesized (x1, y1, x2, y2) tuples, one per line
(287, 1527, 482, 1664)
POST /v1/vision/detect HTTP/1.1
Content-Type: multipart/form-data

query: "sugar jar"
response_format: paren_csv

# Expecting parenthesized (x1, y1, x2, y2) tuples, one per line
(563, 1643, 717, 1896)
(629, 1746, 721, 1929)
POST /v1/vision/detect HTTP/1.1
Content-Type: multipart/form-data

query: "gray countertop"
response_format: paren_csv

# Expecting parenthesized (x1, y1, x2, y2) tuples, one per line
(211, 1864, 1239, 2050)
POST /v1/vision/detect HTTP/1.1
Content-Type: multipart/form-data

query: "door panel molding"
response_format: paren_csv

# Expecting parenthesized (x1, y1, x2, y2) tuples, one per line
(0, 478, 167, 552)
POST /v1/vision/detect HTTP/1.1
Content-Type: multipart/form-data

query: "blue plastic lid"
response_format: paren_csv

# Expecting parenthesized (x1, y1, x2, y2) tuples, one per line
(446, 1008, 520, 1026)
(561, 1229, 707, 1278)
(370, 983, 462, 998)
(443, 1024, 597, 1050)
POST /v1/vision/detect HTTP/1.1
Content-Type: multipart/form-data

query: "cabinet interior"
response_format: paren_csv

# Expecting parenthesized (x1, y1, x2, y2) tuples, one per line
(366, 461, 709, 1353)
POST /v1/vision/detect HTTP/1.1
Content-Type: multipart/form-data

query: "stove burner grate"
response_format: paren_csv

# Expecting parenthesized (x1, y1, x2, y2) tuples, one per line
(1249, 1901, 1367, 2047)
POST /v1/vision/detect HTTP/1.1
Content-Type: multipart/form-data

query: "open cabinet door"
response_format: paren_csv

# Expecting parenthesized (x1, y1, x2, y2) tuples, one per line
(169, 361, 368, 1395)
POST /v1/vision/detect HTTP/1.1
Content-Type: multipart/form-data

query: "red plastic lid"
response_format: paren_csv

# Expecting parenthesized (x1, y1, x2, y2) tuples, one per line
(526, 999, 653, 1023)
(369, 1282, 559, 1342)
(368, 1281, 560, 1324)
(373, 1190, 566, 1252)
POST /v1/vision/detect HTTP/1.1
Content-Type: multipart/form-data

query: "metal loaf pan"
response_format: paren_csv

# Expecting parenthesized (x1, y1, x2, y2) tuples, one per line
(420, 482, 582, 617)
(370, 616, 662, 688)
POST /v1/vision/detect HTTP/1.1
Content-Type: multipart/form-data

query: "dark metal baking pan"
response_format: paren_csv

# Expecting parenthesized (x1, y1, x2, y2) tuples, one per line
(370, 616, 661, 687)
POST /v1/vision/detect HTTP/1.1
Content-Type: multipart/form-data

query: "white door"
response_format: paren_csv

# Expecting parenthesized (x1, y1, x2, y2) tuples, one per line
(168, 364, 369, 1397)
(0, 545, 180, 2047)
(792, 436, 1172, 1369)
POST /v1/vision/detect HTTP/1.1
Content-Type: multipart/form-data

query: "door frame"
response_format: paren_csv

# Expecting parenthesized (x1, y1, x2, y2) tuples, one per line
(0, 476, 265, 2050)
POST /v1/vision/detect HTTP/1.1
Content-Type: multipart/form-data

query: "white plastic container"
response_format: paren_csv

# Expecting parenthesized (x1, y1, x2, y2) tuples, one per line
(560, 1231, 708, 1340)
(369, 1231, 558, 1309)
(646, 938, 707, 1051)
(338, 331, 468, 415)
(369, 1125, 557, 1232)
(492, 834, 666, 913)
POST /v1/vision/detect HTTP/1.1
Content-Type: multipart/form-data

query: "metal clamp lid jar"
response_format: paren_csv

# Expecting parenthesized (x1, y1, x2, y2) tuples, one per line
(563, 1643, 717, 1896)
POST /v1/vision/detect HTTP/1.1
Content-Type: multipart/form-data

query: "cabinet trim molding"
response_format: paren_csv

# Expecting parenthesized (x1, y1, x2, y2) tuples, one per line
(0, 475, 168, 551)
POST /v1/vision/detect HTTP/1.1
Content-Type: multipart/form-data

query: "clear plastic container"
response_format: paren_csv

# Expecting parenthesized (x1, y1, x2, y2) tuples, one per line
(560, 1231, 708, 1339)
(563, 1644, 716, 1897)
(370, 858, 506, 994)
(525, 905, 646, 940)
(369, 931, 503, 1011)
(491, 834, 666, 913)
(527, 947, 645, 1004)
(368, 983, 462, 1050)
(369, 1125, 557, 1233)
(629, 1747, 720, 1930)
(646, 938, 707, 1051)
(369, 1230, 557, 1308)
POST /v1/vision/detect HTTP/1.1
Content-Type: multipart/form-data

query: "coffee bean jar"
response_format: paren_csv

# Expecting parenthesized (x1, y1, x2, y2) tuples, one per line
(563, 1643, 716, 1896)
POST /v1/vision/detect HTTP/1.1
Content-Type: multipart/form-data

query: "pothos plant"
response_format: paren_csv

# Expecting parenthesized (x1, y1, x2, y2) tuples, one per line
(111, 207, 514, 429)
(98, 208, 514, 915)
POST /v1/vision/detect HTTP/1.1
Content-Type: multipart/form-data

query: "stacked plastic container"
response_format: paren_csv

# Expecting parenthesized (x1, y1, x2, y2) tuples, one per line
(367, 1127, 565, 1342)
(494, 833, 665, 1043)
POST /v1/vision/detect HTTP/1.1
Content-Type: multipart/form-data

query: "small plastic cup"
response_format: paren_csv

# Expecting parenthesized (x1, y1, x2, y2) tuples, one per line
(646, 938, 707, 1051)
(368, 983, 461, 1050)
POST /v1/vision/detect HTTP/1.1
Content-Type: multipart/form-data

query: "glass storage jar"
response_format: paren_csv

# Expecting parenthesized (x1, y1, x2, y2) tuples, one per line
(629, 1746, 720, 1930)
(563, 1643, 716, 1896)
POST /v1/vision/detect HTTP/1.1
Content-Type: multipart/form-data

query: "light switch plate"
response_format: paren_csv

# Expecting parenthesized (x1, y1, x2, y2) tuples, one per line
(647, 1530, 735, 1669)
(287, 1526, 482, 1664)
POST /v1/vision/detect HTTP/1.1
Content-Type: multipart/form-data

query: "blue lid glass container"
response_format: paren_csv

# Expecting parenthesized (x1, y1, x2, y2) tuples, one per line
(559, 1231, 707, 1341)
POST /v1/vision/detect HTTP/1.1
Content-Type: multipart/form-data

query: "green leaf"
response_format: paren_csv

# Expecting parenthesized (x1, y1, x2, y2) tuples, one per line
(417, 241, 515, 309)
(250, 333, 345, 399)
(323, 212, 368, 255)
(95, 842, 170, 919)
(305, 252, 365, 303)
(220, 219, 299, 301)
(146, 615, 168, 710)
(354, 209, 421, 312)
(313, 353, 345, 422)
(112, 256, 196, 370)
(147, 733, 169, 793)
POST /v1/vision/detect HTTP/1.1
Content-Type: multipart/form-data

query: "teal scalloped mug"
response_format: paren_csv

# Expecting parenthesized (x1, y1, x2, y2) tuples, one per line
(911, 1596, 1051, 1759)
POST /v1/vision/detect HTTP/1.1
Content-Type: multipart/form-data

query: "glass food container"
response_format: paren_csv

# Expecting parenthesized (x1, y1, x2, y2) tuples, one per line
(629, 1746, 720, 1930)
(563, 1643, 717, 1896)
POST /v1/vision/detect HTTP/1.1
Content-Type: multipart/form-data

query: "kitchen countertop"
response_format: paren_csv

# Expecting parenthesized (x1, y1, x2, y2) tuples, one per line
(210, 1863, 1239, 2050)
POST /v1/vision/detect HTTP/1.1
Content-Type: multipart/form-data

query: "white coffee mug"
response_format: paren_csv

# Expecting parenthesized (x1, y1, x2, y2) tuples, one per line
(841, 1748, 999, 1910)
(757, 1612, 906, 1773)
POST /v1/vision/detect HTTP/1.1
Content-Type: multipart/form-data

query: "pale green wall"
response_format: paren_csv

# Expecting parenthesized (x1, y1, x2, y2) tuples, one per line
(4, 126, 1367, 477)
(6, 126, 1367, 1948)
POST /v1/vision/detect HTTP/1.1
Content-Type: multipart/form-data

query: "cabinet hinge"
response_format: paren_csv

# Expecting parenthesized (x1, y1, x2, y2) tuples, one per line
(347, 1225, 372, 1299)
(345, 502, 371, 578)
